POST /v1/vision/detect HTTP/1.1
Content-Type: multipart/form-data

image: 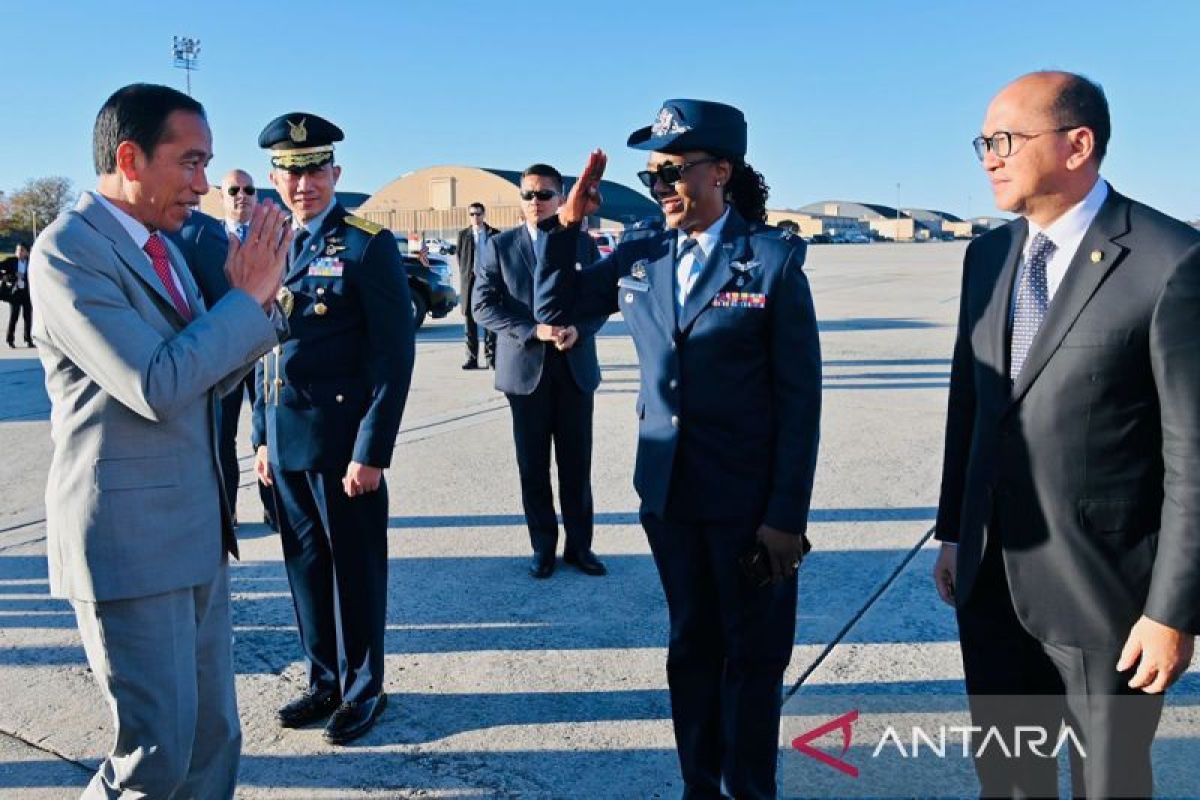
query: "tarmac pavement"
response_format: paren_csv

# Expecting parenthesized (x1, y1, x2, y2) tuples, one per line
(0, 241, 1196, 798)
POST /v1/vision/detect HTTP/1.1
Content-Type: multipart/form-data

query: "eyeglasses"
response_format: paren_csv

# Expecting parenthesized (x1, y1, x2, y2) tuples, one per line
(637, 157, 719, 189)
(226, 185, 256, 196)
(972, 127, 1077, 160)
(519, 190, 558, 202)
(468, 211, 484, 217)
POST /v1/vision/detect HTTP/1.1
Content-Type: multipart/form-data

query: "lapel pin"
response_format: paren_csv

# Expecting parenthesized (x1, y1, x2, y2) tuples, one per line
(1090, 249, 1104, 263)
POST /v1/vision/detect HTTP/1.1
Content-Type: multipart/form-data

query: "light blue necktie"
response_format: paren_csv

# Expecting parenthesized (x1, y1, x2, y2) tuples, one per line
(1009, 232, 1056, 381)
(236, 223, 248, 242)
(676, 237, 701, 312)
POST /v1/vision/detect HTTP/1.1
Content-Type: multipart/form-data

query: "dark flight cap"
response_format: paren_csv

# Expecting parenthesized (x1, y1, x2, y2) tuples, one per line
(258, 112, 344, 170)
(627, 99, 747, 160)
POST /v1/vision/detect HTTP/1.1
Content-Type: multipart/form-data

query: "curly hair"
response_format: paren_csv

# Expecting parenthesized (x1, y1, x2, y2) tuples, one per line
(724, 160, 769, 225)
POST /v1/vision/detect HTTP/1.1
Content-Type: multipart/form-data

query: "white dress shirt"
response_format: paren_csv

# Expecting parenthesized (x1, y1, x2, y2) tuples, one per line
(1024, 178, 1109, 301)
(676, 205, 731, 311)
(91, 191, 190, 304)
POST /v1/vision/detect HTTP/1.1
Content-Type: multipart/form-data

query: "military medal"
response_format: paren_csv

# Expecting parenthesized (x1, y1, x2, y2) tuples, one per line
(277, 286, 295, 317)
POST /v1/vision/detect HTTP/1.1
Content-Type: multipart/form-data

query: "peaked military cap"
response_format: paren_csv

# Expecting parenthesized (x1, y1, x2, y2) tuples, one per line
(258, 113, 344, 170)
(627, 99, 747, 160)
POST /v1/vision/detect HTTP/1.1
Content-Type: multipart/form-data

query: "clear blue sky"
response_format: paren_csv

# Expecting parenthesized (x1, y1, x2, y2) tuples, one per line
(2, 0, 1196, 221)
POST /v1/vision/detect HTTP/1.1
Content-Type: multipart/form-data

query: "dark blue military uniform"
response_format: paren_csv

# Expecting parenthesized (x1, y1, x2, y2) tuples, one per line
(252, 198, 415, 709)
(535, 100, 821, 798)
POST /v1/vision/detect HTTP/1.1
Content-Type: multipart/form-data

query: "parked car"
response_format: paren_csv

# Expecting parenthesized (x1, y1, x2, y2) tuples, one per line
(844, 232, 871, 244)
(589, 231, 618, 257)
(400, 252, 457, 329)
(809, 234, 832, 244)
(423, 238, 456, 255)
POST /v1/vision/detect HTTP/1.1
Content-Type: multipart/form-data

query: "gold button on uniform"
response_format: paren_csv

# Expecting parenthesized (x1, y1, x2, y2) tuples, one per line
(314, 302, 328, 315)
(274, 378, 283, 387)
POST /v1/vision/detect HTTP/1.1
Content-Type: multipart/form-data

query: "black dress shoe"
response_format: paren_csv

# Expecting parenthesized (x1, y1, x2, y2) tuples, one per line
(462, 357, 479, 370)
(529, 552, 555, 579)
(277, 686, 341, 728)
(323, 692, 388, 745)
(563, 549, 607, 576)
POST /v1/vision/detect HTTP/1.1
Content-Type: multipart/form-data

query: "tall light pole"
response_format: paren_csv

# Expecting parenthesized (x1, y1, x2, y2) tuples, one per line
(895, 182, 901, 241)
(172, 36, 201, 96)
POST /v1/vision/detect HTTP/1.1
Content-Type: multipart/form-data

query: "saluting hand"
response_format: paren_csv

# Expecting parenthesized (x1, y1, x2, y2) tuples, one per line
(226, 200, 292, 308)
(343, 461, 383, 497)
(558, 149, 607, 227)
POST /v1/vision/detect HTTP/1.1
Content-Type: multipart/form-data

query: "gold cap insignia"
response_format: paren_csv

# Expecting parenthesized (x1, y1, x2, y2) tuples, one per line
(1090, 249, 1104, 263)
(287, 117, 308, 144)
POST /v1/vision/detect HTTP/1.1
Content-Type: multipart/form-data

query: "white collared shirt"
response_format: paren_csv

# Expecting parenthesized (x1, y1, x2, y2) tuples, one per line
(676, 205, 731, 309)
(526, 223, 540, 243)
(1024, 178, 1108, 301)
(91, 191, 189, 302)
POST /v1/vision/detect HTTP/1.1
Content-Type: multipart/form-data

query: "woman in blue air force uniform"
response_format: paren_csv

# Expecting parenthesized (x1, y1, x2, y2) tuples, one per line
(534, 99, 821, 799)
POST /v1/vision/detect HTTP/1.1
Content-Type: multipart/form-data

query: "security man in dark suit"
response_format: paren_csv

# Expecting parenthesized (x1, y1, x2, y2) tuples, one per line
(171, 204, 278, 531)
(252, 113, 415, 745)
(456, 202, 499, 369)
(473, 164, 608, 579)
(534, 101, 821, 798)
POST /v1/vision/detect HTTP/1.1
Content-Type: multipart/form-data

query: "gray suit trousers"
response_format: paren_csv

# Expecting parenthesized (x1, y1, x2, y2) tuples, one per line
(73, 562, 240, 799)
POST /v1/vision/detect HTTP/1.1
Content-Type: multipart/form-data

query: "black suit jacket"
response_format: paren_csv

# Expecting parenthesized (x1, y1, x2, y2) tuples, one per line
(168, 211, 231, 306)
(473, 225, 604, 396)
(935, 186, 1200, 648)
(456, 224, 499, 314)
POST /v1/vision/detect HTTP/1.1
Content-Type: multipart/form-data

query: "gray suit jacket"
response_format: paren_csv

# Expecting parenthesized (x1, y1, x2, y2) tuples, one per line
(472, 225, 604, 395)
(31, 193, 281, 602)
(935, 186, 1200, 648)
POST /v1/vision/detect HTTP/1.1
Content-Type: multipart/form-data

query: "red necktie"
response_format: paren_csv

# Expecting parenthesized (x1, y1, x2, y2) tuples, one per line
(143, 233, 192, 320)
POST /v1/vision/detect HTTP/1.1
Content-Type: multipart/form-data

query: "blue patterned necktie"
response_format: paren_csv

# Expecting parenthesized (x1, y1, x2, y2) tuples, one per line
(676, 237, 701, 312)
(1009, 232, 1057, 381)
(236, 223, 248, 242)
(289, 228, 310, 267)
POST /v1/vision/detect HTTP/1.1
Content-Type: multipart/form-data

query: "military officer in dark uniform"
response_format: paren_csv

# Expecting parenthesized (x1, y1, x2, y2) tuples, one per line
(534, 100, 821, 799)
(252, 113, 415, 745)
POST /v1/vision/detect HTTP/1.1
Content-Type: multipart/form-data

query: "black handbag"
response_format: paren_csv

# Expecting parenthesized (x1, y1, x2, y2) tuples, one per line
(0, 275, 16, 303)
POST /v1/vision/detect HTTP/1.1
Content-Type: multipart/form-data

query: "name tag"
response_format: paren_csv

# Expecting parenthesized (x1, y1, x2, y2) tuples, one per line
(713, 291, 766, 309)
(308, 258, 344, 277)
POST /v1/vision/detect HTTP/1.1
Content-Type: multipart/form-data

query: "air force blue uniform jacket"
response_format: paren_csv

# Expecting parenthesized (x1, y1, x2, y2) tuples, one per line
(252, 204, 415, 471)
(535, 209, 821, 535)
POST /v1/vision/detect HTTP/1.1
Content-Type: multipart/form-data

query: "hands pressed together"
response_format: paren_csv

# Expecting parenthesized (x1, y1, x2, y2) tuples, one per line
(536, 323, 579, 351)
(225, 200, 292, 309)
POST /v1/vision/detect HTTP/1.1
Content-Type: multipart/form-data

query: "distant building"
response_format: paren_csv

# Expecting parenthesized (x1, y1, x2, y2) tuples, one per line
(901, 208, 973, 239)
(355, 165, 661, 238)
(970, 216, 1010, 234)
(795, 201, 917, 241)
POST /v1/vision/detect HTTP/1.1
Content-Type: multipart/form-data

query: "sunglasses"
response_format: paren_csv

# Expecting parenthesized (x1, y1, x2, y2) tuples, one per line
(226, 186, 256, 196)
(468, 211, 484, 217)
(520, 189, 558, 202)
(636, 157, 719, 189)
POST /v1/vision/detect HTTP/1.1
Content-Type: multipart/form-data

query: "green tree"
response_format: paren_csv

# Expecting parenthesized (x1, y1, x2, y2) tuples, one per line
(5, 177, 75, 239)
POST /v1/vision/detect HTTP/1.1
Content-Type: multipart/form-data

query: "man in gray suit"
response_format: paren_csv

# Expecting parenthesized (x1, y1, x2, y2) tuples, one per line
(30, 83, 290, 799)
(933, 71, 1199, 797)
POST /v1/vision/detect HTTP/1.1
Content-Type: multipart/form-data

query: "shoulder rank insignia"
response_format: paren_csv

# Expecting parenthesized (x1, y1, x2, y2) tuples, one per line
(344, 215, 384, 235)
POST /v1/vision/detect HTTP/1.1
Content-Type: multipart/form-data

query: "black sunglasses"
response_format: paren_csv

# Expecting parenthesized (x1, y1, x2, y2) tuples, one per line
(226, 185, 256, 196)
(637, 157, 719, 189)
(468, 211, 484, 217)
(520, 189, 558, 202)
